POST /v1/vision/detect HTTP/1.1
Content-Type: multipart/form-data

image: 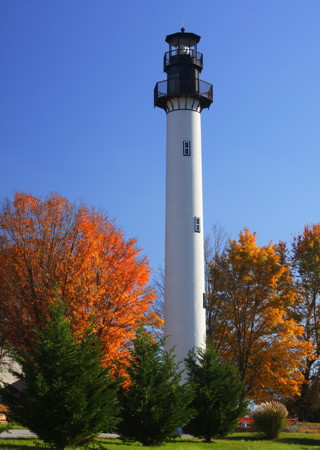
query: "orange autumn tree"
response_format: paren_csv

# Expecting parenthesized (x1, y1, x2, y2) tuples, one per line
(0, 192, 158, 370)
(207, 228, 312, 402)
(288, 224, 320, 420)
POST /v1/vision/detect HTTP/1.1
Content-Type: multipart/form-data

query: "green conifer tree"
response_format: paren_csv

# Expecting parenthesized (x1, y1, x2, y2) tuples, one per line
(185, 344, 247, 442)
(117, 328, 193, 446)
(2, 300, 119, 449)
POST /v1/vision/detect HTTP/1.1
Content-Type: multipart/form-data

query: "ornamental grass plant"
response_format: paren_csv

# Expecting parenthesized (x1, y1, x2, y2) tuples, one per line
(253, 401, 288, 439)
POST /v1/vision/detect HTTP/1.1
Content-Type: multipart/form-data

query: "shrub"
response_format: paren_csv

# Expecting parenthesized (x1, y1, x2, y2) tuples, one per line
(0, 423, 10, 434)
(184, 344, 247, 442)
(253, 401, 288, 439)
(2, 300, 120, 449)
(117, 328, 194, 447)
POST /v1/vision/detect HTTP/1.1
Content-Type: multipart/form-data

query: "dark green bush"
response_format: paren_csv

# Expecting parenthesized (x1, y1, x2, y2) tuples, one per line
(184, 344, 247, 442)
(117, 329, 194, 446)
(2, 300, 120, 449)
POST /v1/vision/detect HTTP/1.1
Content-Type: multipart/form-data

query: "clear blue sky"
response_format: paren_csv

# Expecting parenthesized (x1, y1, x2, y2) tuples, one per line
(1, 0, 320, 274)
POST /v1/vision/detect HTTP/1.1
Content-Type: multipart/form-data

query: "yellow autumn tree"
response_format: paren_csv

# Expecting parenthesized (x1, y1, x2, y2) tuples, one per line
(288, 224, 320, 420)
(0, 192, 160, 373)
(207, 228, 312, 402)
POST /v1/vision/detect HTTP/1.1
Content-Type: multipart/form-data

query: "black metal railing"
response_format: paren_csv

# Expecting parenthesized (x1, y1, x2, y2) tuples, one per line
(154, 79, 213, 105)
(164, 48, 203, 69)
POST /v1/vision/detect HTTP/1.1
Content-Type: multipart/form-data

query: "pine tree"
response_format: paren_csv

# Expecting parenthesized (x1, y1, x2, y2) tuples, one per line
(185, 344, 247, 442)
(2, 300, 119, 449)
(117, 328, 193, 446)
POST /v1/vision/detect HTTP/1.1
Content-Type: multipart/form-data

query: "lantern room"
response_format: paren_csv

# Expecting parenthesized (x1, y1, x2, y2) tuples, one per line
(154, 28, 213, 111)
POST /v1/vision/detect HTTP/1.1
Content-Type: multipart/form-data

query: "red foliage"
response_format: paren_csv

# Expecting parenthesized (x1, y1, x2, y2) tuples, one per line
(0, 193, 160, 371)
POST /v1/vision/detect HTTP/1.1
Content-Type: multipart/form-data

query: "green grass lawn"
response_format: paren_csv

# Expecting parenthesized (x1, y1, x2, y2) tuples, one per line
(1, 433, 320, 449)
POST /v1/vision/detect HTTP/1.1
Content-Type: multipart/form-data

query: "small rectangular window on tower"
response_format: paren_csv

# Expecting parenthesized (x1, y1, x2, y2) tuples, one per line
(194, 216, 201, 233)
(183, 140, 191, 156)
(203, 293, 207, 309)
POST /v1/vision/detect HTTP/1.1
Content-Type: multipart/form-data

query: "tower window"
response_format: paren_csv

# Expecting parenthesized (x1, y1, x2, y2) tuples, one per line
(194, 216, 201, 233)
(203, 293, 207, 309)
(183, 140, 191, 156)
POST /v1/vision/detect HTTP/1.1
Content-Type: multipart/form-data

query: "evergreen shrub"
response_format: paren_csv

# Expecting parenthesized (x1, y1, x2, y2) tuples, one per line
(185, 344, 247, 442)
(2, 300, 119, 449)
(117, 328, 194, 447)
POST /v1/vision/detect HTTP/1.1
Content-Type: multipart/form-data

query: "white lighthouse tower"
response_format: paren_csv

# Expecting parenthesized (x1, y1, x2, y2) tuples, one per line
(154, 29, 213, 364)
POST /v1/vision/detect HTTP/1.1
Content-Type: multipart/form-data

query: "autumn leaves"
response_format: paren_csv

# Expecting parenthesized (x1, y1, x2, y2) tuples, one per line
(0, 191, 319, 410)
(206, 228, 318, 406)
(0, 192, 159, 378)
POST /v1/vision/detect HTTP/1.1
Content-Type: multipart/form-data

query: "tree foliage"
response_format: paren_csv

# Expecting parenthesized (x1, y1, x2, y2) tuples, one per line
(117, 328, 193, 446)
(0, 192, 159, 370)
(2, 300, 119, 449)
(286, 224, 320, 419)
(185, 344, 247, 442)
(205, 224, 229, 337)
(207, 228, 312, 401)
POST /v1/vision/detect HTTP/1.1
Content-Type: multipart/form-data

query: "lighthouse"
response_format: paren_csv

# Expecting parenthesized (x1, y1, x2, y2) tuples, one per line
(154, 29, 213, 364)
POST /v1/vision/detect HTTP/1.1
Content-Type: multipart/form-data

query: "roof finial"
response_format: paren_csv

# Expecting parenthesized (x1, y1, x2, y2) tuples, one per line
(181, 27, 185, 33)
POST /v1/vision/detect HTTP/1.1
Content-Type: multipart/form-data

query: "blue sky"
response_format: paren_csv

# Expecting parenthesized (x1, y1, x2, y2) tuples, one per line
(1, 0, 320, 274)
